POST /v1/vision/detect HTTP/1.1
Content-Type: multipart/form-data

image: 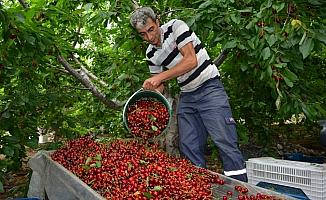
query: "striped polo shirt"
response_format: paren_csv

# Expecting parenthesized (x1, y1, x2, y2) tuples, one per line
(146, 19, 220, 92)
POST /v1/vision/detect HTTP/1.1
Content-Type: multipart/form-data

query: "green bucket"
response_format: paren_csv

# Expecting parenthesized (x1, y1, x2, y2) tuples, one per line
(123, 89, 173, 136)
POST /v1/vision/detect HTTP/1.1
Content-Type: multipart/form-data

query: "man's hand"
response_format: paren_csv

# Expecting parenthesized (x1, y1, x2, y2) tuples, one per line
(142, 75, 162, 90)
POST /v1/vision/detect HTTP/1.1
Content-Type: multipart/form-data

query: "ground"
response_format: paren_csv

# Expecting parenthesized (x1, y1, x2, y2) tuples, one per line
(0, 148, 36, 200)
(1, 126, 325, 199)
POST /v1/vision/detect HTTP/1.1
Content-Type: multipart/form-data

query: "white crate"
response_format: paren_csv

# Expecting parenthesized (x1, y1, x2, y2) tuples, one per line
(246, 157, 326, 200)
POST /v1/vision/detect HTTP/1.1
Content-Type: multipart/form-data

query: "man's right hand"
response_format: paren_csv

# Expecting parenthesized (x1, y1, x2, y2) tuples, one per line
(142, 75, 162, 90)
(142, 78, 164, 93)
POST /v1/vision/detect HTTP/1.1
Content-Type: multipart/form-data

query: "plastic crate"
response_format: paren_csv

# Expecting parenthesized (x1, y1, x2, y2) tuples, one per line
(246, 157, 326, 200)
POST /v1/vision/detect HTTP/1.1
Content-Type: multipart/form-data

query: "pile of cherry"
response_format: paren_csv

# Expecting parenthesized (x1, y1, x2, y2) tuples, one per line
(127, 98, 169, 139)
(51, 136, 282, 200)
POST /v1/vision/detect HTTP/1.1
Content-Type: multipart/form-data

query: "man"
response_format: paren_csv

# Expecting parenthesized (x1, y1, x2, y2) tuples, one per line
(130, 7, 248, 182)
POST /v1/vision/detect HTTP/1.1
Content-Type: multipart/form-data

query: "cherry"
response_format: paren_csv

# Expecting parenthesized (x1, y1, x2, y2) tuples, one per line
(51, 136, 282, 200)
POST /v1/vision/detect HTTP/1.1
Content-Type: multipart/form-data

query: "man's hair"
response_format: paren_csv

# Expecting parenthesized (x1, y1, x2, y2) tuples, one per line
(130, 7, 157, 28)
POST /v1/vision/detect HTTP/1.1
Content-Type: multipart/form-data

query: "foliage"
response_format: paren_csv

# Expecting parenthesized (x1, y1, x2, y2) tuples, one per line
(175, 0, 326, 143)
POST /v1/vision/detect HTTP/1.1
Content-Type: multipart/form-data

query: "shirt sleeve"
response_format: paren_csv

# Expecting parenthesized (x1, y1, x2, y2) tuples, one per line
(172, 20, 194, 49)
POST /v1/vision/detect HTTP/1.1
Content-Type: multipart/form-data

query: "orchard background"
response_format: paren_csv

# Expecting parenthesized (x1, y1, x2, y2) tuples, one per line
(0, 0, 325, 197)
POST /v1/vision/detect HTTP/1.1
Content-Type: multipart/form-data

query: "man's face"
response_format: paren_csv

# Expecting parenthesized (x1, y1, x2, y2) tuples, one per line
(136, 18, 161, 46)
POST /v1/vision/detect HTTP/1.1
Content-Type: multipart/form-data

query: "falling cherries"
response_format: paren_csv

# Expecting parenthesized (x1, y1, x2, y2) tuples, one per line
(127, 98, 169, 139)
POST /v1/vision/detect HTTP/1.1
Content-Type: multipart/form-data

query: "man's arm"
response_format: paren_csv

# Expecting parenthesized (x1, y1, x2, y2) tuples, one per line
(143, 42, 197, 90)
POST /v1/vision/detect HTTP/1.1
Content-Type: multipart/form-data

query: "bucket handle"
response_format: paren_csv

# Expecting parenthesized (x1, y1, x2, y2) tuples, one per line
(137, 88, 163, 95)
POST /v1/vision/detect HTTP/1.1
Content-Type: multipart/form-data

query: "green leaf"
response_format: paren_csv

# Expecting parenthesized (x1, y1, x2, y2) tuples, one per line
(283, 76, 294, 87)
(187, 17, 196, 27)
(84, 3, 93, 11)
(238, 8, 253, 13)
(316, 30, 326, 44)
(257, 7, 267, 18)
(82, 165, 90, 171)
(152, 186, 163, 191)
(199, 0, 212, 9)
(143, 192, 153, 199)
(168, 167, 177, 171)
(139, 160, 148, 165)
(88, 179, 95, 185)
(247, 40, 255, 49)
(1, 111, 10, 118)
(118, 73, 127, 81)
(264, 27, 275, 34)
(0, 181, 4, 193)
(275, 95, 282, 110)
(38, 41, 46, 52)
(230, 14, 240, 24)
(301, 103, 316, 119)
(299, 38, 314, 59)
(3, 136, 19, 143)
(267, 65, 272, 77)
(283, 68, 298, 82)
(272, 3, 285, 12)
(127, 162, 133, 170)
(266, 34, 277, 47)
(15, 13, 25, 23)
(148, 114, 156, 121)
(151, 126, 158, 131)
(95, 161, 101, 168)
(25, 35, 36, 45)
(224, 41, 237, 49)
(3, 146, 15, 157)
(245, 20, 255, 29)
(25, 138, 38, 149)
(95, 154, 102, 161)
(262, 47, 271, 60)
(308, 0, 323, 5)
(241, 65, 248, 71)
(237, 44, 246, 50)
(85, 157, 92, 164)
(291, 57, 304, 70)
(299, 32, 307, 45)
(268, 54, 276, 64)
(274, 63, 287, 68)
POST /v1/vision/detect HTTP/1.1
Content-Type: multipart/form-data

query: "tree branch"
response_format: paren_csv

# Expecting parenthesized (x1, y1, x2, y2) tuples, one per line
(213, 49, 229, 68)
(131, 0, 140, 9)
(18, 0, 29, 9)
(72, 55, 109, 87)
(57, 55, 120, 109)
(72, 26, 81, 48)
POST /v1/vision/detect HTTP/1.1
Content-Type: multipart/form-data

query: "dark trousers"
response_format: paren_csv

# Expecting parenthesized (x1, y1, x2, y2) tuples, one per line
(177, 78, 247, 182)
